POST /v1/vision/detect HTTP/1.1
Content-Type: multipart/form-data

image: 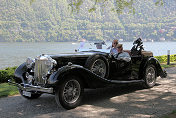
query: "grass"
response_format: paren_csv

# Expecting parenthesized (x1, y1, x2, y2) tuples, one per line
(161, 110, 176, 118)
(171, 110, 176, 114)
(160, 63, 176, 69)
(0, 83, 19, 98)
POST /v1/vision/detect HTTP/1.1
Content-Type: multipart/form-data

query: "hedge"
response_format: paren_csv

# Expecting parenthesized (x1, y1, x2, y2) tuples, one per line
(0, 67, 17, 83)
(154, 54, 176, 63)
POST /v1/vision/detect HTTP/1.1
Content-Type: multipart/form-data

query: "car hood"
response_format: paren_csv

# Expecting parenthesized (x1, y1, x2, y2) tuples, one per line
(49, 51, 109, 60)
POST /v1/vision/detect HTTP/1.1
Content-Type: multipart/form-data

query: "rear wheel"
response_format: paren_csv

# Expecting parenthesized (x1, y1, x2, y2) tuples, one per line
(143, 64, 157, 88)
(55, 76, 84, 109)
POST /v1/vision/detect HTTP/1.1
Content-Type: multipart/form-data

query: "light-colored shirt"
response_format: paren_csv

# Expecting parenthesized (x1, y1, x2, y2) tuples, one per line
(110, 47, 118, 54)
(79, 41, 85, 49)
(116, 52, 131, 62)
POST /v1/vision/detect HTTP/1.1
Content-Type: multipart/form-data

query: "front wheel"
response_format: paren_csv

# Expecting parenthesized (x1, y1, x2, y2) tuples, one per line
(55, 76, 84, 109)
(143, 64, 157, 88)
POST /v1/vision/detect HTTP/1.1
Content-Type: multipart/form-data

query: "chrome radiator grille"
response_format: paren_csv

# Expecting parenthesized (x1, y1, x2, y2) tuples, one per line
(34, 59, 49, 85)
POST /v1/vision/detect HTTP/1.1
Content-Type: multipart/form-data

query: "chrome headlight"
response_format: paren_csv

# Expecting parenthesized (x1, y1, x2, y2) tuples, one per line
(46, 57, 57, 70)
(26, 57, 35, 68)
(45, 59, 56, 71)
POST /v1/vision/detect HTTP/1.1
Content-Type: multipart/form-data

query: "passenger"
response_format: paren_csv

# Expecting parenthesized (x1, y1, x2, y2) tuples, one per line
(109, 39, 119, 54)
(116, 44, 131, 62)
(79, 39, 86, 49)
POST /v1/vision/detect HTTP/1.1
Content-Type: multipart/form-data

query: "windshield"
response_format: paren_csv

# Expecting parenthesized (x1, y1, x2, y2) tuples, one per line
(77, 41, 111, 53)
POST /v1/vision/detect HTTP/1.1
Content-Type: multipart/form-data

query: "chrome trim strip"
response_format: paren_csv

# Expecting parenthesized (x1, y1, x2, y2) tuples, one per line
(110, 80, 144, 84)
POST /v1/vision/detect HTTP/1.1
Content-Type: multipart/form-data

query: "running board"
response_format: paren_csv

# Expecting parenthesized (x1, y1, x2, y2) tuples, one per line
(110, 80, 144, 84)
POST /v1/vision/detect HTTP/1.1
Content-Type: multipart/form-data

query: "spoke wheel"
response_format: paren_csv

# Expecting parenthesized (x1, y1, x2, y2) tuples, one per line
(143, 64, 157, 88)
(91, 59, 107, 77)
(63, 79, 81, 104)
(146, 67, 156, 84)
(85, 54, 109, 78)
(55, 76, 83, 109)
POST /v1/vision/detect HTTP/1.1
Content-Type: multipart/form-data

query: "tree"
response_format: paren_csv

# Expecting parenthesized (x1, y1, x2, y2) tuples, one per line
(1, 0, 175, 42)
(30, 0, 164, 14)
(67, 0, 164, 14)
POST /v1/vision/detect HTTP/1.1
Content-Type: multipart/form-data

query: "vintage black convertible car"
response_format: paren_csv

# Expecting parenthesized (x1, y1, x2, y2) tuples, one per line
(9, 38, 167, 109)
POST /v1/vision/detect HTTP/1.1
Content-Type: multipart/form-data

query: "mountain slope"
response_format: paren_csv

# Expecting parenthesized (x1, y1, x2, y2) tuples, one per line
(0, 0, 176, 42)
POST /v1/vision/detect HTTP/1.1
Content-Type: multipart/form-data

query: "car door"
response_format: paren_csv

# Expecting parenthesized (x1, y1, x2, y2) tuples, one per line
(130, 55, 143, 79)
(109, 57, 131, 80)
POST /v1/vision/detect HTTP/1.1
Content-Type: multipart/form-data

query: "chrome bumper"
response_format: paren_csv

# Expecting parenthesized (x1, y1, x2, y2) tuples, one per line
(8, 80, 54, 94)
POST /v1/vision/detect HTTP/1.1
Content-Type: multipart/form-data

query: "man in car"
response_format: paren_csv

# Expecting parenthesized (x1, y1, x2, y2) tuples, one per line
(115, 44, 131, 62)
(109, 39, 119, 54)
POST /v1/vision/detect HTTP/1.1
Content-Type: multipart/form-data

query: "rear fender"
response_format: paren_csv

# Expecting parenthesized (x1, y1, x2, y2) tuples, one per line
(142, 57, 167, 78)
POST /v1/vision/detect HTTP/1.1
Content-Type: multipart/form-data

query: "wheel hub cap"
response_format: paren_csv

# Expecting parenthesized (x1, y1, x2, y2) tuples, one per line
(91, 59, 106, 77)
(146, 67, 156, 84)
(63, 80, 80, 104)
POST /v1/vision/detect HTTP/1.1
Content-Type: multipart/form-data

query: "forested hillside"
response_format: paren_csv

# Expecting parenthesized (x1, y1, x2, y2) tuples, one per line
(0, 0, 176, 42)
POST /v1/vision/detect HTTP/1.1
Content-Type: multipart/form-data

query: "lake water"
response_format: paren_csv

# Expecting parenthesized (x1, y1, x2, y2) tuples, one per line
(0, 42, 176, 69)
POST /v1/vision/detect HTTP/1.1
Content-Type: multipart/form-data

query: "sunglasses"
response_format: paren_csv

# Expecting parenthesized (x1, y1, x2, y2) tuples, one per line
(113, 42, 118, 44)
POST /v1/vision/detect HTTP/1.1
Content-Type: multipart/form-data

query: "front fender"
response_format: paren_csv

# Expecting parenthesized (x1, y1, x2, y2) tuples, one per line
(48, 64, 111, 88)
(14, 62, 27, 83)
(143, 57, 167, 78)
(48, 65, 80, 84)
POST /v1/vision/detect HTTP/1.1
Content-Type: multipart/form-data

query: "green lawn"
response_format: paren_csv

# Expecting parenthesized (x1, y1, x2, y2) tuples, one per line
(0, 83, 19, 98)
(160, 63, 176, 69)
(161, 110, 176, 118)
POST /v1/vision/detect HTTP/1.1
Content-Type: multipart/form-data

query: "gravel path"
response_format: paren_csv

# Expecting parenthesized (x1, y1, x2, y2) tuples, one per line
(0, 67, 176, 118)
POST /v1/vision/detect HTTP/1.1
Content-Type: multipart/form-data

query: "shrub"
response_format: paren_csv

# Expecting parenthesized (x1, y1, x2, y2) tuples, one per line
(155, 54, 176, 63)
(170, 55, 176, 62)
(0, 67, 17, 83)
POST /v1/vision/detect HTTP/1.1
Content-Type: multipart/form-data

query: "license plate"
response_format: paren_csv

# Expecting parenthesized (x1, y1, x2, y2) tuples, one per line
(23, 91, 31, 97)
